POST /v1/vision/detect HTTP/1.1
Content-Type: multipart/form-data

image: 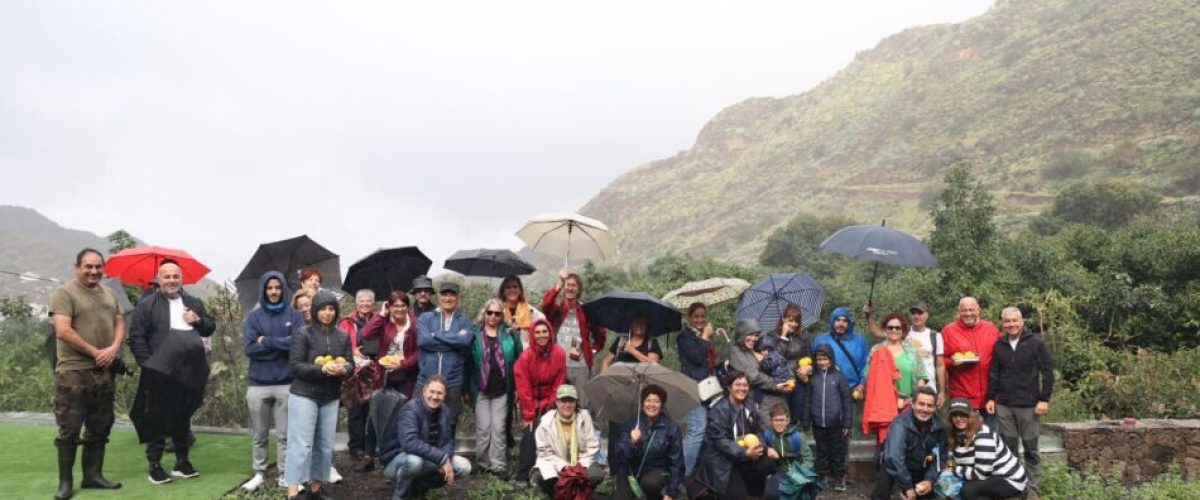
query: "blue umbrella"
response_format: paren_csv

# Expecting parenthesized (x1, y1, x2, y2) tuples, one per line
(736, 273, 827, 333)
(582, 290, 682, 337)
(819, 221, 938, 304)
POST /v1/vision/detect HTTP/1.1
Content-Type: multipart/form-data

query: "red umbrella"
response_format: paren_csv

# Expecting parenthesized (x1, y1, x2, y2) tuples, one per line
(105, 246, 210, 287)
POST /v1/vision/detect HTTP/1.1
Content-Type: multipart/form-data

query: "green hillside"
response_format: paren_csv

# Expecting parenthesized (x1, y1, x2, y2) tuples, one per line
(581, 0, 1200, 265)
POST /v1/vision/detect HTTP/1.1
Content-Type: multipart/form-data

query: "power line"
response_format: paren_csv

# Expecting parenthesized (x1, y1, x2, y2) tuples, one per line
(0, 269, 61, 283)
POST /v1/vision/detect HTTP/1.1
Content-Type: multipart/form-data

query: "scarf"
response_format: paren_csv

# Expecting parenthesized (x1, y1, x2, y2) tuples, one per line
(557, 411, 579, 465)
(481, 330, 506, 391)
(264, 298, 285, 314)
(505, 301, 534, 330)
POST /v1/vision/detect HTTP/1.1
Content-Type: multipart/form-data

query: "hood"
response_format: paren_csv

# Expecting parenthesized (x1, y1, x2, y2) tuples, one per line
(310, 289, 341, 326)
(828, 307, 856, 336)
(813, 344, 837, 371)
(258, 270, 292, 311)
(734, 323, 761, 350)
(530, 317, 556, 356)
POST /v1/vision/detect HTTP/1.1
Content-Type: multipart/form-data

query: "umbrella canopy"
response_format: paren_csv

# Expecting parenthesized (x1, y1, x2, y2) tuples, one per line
(736, 273, 826, 334)
(234, 235, 341, 313)
(662, 277, 751, 310)
(819, 222, 937, 303)
(819, 224, 938, 268)
(515, 212, 617, 263)
(444, 248, 535, 278)
(582, 291, 682, 337)
(104, 246, 210, 287)
(343, 246, 432, 298)
(584, 362, 700, 425)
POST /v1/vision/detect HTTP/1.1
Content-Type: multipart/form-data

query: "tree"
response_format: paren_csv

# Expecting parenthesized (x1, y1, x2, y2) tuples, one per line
(106, 229, 136, 255)
(928, 164, 998, 296)
(759, 212, 860, 279)
(0, 295, 32, 319)
(1050, 178, 1161, 228)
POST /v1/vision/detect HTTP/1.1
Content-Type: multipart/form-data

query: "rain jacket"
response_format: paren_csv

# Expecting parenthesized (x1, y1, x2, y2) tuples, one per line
(513, 319, 567, 424)
(728, 326, 779, 393)
(289, 290, 356, 402)
(338, 310, 377, 356)
(676, 326, 715, 381)
(694, 395, 766, 495)
(243, 271, 305, 386)
(466, 323, 523, 398)
(534, 408, 600, 480)
(541, 286, 606, 367)
(879, 408, 947, 493)
(416, 307, 475, 389)
(862, 345, 901, 437)
(987, 328, 1054, 408)
(360, 312, 420, 397)
(811, 307, 869, 388)
(611, 411, 685, 499)
(802, 344, 852, 429)
(378, 393, 454, 466)
(942, 318, 1000, 409)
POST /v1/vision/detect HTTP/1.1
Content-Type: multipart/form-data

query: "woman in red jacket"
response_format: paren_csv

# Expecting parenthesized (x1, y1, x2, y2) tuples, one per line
(513, 317, 566, 487)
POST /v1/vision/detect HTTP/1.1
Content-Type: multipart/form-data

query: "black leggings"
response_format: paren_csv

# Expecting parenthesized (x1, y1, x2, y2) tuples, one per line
(612, 467, 671, 500)
(961, 476, 1022, 500)
(725, 458, 778, 498)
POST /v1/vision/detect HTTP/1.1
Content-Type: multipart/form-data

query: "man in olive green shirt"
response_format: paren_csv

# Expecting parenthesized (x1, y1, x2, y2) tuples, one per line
(48, 248, 126, 499)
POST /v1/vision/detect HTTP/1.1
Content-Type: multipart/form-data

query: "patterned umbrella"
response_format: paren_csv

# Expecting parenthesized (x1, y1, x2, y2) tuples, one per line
(662, 277, 751, 310)
(736, 273, 826, 334)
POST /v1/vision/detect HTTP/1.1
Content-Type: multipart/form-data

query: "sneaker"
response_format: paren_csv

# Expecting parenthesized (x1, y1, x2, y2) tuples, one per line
(148, 464, 172, 485)
(833, 477, 846, 492)
(278, 476, 289, 488)
(172, 461, 200, 479)
(241, 473, 265, 491)
(328, 467, 342, 484)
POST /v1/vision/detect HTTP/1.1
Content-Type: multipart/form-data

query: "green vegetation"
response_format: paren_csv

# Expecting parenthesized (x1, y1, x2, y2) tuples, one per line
(1040, 460, 1200, 500)
(582, 0, 1200, 266)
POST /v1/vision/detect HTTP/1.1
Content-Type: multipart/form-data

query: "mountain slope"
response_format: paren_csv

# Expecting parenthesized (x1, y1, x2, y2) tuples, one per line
(581, 0, 1200, 265)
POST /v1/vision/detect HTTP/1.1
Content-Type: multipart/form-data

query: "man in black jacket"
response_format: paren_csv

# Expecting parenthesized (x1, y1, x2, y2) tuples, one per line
(986, 307, 1054, 492)
(871, 386, 946, 500)
(128, 260, 216, 485)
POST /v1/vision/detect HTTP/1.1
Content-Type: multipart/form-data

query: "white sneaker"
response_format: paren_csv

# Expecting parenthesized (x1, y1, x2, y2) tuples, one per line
(329, 466, 343, 484)
(241, 473, 265, 491)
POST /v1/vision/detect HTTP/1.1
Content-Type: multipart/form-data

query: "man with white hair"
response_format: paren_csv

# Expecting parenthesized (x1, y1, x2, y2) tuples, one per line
(987, 307, 1054, 492)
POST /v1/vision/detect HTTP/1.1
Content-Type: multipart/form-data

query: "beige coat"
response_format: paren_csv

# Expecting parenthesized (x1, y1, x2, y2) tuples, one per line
(533, 408, 600, 479)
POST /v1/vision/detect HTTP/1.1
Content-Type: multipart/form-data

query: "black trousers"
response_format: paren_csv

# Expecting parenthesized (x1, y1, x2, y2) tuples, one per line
(813, 425, 848, 478)
(871, 468, 934, 500)
(517, 426, 537, 482)
(961, 476, 1022, 500)
(347, 399, 376, 456)
(146, 423, 191, 465)
(725, 458, 778, 498)
(612, 467, 671, 500)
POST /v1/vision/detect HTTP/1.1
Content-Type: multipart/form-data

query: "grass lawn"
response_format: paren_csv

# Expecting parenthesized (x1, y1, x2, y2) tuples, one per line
(0, 424, 266, 499)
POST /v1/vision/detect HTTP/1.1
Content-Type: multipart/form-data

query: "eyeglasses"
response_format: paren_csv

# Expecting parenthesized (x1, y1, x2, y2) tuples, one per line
(485, 311, 504, 317)
(885, 325, 904, 331)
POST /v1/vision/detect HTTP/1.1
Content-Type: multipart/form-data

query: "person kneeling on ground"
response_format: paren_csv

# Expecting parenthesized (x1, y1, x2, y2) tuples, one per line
(947, 398, 1027, 500)
(533, 384, 606, 497)
(379, 375, 472, 500)
(871, 386, 946, 500)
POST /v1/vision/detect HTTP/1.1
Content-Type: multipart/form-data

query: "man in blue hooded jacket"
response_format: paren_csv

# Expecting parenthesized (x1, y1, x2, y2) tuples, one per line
(240, 271, 305, 491)
(811, 307, 869, 393)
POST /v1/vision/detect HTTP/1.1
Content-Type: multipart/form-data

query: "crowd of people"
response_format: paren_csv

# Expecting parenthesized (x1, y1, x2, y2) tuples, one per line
(47, 247, 1055, 500)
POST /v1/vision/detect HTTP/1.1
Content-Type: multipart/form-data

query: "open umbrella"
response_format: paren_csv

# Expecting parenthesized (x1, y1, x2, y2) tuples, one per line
(516, 212, 617, 265)
(662, 277, 750, 310)
(736, 273, 826, 333)
(819, 221, 937, 304)
(104, 246, 210, 287)
(343, 246, 432, 298)
(584, 362, 700, 425)
(582, 291, 682, 337)
(444, 248, 535, 278)
(235, 235, 341, 313)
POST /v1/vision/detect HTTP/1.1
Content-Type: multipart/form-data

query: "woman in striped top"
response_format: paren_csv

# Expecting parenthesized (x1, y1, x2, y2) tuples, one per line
(946, 397, 1027, 499)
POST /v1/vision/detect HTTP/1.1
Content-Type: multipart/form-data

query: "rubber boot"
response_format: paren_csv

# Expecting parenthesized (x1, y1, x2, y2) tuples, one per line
(55, 446, 75, 500)
(80, 444, 121, 489)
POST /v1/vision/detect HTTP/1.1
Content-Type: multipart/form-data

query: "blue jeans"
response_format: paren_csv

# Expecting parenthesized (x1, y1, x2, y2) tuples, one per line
(284, 394, 337, 486)
(383, 452, 471, 499)
(684, 405, 706, 476)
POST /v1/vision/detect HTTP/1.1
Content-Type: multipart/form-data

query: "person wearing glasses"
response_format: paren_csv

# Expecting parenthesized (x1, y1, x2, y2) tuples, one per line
(862, 313, 928, 448)
(466, 299, 523, 476)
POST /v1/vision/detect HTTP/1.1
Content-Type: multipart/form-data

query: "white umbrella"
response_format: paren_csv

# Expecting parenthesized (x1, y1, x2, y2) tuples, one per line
(515, 212, 618, 264)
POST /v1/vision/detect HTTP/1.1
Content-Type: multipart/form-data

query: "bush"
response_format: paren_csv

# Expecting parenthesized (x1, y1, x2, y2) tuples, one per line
(1040, 461, 1200, 500)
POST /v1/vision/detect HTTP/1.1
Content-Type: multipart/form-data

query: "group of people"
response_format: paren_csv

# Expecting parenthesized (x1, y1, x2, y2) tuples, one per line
(46, 245, 1054, 500)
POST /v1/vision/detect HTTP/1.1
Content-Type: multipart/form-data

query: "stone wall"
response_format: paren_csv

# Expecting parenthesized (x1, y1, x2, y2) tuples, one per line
(1045, 419, 1200, 481)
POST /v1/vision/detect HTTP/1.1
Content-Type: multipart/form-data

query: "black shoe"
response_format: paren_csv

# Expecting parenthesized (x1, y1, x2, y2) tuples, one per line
(307, 489, 335, 500)
(353, 460, 376, 473)
(148, 464, 172, 485)
(80, 445, 121, 489)
(172, 460, 200, 479)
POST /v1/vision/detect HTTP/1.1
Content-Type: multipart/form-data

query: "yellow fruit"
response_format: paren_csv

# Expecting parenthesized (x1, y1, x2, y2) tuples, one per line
(952, 352, 964, 360)
(741, 434, 761, 449)
(964, 351, 976, 357)
(737, 438, 746, 447)
(784, 380, 797, 389)
(798, 357, 812, 367)
(334, 356, 347, 365)
(852, 388, 863, 401)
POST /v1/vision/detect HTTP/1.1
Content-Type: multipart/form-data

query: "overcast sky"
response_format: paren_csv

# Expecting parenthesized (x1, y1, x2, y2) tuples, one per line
(1, 0, 992, 283)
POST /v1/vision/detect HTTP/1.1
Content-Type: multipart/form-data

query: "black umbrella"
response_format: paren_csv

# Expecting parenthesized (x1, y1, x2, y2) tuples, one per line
(343, 246, 433, 298)
(444, 248, 535, 278)
(582, 290, 682, 337)
(819, 221, 938, 304)
(235, 235, 341, 314)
